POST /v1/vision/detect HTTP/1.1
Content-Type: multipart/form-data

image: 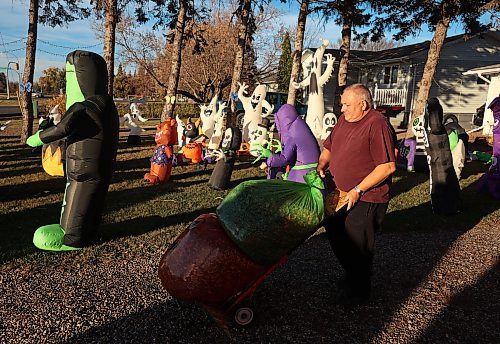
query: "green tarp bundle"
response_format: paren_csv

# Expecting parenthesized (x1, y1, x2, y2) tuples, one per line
(217, 171, 324, 265)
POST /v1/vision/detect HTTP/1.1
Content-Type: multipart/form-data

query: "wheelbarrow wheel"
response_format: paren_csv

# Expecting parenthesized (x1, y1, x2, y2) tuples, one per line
(234, 307, 254, 326)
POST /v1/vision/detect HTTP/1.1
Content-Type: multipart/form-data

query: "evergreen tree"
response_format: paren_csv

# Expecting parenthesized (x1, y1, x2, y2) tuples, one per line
(277, 31, 292, 92)
(113, 63, 131, 98)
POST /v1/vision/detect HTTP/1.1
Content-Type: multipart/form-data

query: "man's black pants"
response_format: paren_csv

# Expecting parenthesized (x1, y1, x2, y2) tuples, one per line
(325, 201, 388, 298)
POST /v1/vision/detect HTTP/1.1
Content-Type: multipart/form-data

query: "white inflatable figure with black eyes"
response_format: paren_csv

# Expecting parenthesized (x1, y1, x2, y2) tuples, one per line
(292, 38, 335, 145)
(238, 82, 274, 142)
(321, 112, 337, 144)
(176, 115, 186, 147)
(120, 102, 148, 144)
(49, 104, 62, 125)
(199, 95, 218, 139)
(207, 101, 227, 151)
(249, 123, 270, 157)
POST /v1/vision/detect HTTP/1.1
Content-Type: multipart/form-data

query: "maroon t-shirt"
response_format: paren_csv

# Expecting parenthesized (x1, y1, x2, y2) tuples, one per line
(323, 109, 396, 203)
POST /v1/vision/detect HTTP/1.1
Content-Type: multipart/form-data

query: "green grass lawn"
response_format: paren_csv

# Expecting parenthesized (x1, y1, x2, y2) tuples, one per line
(1, 118, 498, 271)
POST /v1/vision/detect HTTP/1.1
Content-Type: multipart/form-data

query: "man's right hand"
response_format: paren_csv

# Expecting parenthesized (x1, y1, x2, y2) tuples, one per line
(316, 166, 326, 179)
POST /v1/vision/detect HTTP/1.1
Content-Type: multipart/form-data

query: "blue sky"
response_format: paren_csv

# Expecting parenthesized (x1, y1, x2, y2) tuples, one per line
(0, 0, 493, 81)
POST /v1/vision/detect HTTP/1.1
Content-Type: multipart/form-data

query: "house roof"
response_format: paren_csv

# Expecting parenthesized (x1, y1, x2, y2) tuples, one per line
(463, 64, 500, 76)
(312, 29, 499, 65)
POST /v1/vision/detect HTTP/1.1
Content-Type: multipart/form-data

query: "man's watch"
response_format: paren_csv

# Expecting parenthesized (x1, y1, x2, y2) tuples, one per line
(354, 185, 364, 196)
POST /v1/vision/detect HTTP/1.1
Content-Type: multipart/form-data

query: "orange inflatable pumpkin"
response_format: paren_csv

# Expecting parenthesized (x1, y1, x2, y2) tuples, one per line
(182, 142, 203, 164)
(144, 117, 177, 185)
(237, 142, 251, 156)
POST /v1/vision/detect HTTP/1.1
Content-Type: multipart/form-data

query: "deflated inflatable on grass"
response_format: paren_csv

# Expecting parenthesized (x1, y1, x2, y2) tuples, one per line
(158, 213, 270, 307)
(216, 171, 324, 265)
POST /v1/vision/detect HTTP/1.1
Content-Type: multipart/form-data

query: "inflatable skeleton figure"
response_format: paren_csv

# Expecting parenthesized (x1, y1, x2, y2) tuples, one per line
(208, 126, 242, 190)
(321, 113, 337, 143)
(423, 98, 461, 215)
(292, 38, 335, 145)
(121, 102, 148, 145)
(27, 50, 119, 251)
(237, 82, 274, 142)
(199, 96, 218, 139)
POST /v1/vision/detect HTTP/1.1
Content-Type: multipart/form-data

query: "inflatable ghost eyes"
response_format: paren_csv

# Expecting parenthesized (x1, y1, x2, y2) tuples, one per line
(321, 113, 337, 141)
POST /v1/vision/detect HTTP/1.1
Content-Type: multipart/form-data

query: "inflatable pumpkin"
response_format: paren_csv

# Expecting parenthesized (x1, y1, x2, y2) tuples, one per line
(144, 117, 178, 184)
(182, 142, 203, 164)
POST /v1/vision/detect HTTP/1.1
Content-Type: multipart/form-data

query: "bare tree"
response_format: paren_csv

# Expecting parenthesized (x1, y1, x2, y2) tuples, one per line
(287, 0, 310, 105)
(372, 0, 499, 138)
(19, 0, 38, 144)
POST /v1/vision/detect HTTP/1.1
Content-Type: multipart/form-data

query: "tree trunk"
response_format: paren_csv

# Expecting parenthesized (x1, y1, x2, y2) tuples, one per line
(162, 0, 187, 121)
(287, 0, 309, 106)
(103, 0, 118, 96)
(20, 0, 38, 144)
(228, 0, 252, 126)
(333, 14, 352, 115)
(406, 17, 450, 139)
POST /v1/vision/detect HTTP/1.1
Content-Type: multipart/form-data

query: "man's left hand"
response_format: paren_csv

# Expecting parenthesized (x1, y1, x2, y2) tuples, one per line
(346, 188, 361, 211)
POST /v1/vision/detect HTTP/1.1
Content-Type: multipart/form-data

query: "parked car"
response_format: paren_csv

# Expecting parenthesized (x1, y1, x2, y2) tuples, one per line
(33, 91, 44, 98)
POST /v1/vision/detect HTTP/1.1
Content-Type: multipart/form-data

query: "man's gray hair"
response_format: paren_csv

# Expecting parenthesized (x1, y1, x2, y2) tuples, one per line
(344, 83, 373, 108)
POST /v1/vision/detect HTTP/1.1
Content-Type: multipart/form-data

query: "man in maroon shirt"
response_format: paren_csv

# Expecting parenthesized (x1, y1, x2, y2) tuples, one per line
(317, 84, 396, 303)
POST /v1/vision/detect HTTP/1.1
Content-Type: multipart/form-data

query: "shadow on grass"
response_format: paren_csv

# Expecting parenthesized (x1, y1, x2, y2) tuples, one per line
(101, 206, 216, 241)
(0, 200, 62, 263)
(0, 177, 66, 203)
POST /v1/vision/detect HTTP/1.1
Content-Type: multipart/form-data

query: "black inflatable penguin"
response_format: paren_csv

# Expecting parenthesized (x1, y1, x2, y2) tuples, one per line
(27, 50, 119, 250)
(208, 127, 242, 190)
(423, 98, 460, 215)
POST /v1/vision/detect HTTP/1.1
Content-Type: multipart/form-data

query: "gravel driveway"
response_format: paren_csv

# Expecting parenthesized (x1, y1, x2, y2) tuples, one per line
(1, 221, 498, 344)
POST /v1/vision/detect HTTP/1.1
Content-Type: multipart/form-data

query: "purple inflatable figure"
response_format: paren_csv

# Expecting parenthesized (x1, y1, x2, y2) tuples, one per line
(478, 96, 500, 199)
(266, 104, 321, 183)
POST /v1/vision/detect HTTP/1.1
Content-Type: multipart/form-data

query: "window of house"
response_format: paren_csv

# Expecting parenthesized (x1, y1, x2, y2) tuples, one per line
(383, 65, 399, 85)
(476, 75, 491, 84)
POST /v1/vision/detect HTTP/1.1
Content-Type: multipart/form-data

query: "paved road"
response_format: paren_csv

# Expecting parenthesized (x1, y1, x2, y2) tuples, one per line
(0, 106, 21, 117)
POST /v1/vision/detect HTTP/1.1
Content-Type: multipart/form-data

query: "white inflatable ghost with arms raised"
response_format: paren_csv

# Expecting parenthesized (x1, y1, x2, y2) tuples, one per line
(292, 38, 335, 145)
(199, 96, 218, 139)
(238, 82, 274, 142)
(207, 101, 227, 150)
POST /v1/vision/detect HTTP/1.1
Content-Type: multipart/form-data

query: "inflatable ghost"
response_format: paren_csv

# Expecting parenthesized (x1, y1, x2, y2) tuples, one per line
(478, 96, 500, 199)
(249, 120, 271, 158)
(208, 126, 242, 190)
(144, 117, 177, 185)
(443, 116, 467, 180)
(176, 115, 187, 147)
(292, 38, 335, 145)
(423, 98, 460, 215)
(321, 113, 337, 143)
(26, 50, 119, 251)
(237, 82, 274, 142)
(121, 102, 148, 145)
(199, 96, 218, 139)
(256, 104, 320, 184)
(207, 101, 227, 151)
